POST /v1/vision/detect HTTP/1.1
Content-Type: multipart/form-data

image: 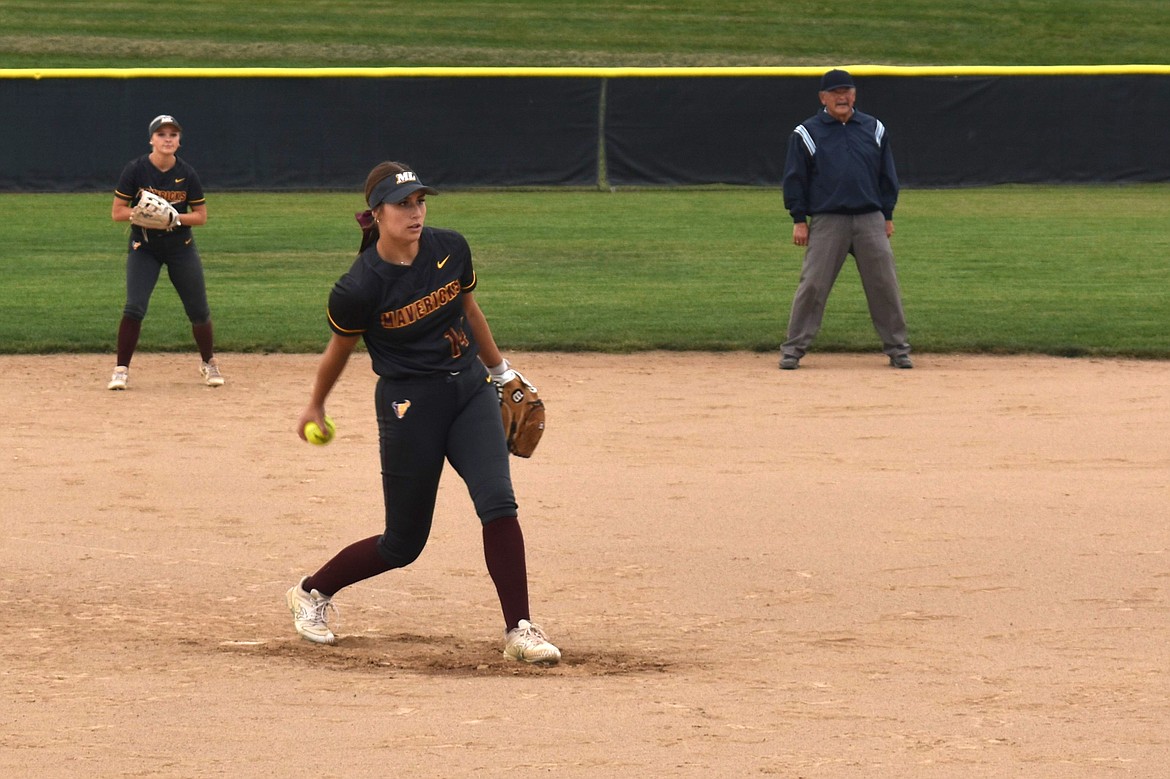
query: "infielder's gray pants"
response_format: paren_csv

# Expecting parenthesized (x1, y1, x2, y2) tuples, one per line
(782, 211, 910, 358)
(122, 236, 211, 324)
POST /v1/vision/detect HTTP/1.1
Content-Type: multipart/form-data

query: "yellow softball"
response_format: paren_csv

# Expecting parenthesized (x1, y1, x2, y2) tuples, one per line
(304, 416, 336, 445)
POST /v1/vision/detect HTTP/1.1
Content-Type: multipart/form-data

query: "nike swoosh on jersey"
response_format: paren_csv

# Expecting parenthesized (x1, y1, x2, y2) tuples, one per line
(175, 178, 186, 183)
(437, 255, 450, 268)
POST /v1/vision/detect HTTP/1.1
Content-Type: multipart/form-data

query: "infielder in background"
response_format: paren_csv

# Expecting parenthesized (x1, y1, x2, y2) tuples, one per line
(285, 161, 560, 665)
(108, 114, 224, 390)
(779, 69, 912, 370)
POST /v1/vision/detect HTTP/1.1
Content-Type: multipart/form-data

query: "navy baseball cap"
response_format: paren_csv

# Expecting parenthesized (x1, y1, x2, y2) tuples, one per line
(367, 170, 439, 208)
(149, 114, 182, 134)
(820, 69, 855, 91)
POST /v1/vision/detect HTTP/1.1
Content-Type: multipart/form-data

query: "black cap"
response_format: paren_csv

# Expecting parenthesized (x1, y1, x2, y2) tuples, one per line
(149, 114, 182, 135)
(367, 170, 439, 209)
(820, 69, 855, 91)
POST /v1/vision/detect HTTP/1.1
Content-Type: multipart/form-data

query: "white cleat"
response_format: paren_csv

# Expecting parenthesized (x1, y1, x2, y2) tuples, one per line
(285, 577, 337, 645)
(200, 358, 225, 387)
(504, 619, 561, 665)
(107, 366, 129, 390)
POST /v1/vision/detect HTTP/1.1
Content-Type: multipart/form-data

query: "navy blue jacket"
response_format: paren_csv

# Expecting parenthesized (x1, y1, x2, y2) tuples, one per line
(782, 107, 899, 223)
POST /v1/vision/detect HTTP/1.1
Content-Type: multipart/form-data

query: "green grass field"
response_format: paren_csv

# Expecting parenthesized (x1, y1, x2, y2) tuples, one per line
(4, 3, 1168, 358)
(3, 186, 1168, 357)
(4, 0, 1170, 68)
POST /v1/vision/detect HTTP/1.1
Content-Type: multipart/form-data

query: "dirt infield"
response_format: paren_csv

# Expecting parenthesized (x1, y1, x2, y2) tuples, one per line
(3, 352, 1168, 777)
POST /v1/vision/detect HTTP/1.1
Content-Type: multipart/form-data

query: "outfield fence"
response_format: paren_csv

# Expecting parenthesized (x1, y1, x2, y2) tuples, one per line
(3, 65, 1169, 191)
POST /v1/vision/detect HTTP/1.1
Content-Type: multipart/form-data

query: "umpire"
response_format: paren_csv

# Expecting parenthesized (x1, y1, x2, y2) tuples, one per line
(779, 68, 912, 370)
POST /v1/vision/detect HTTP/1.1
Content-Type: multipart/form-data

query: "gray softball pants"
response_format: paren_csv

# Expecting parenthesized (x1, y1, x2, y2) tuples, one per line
(373, 365, 517, 569)
(122, 232, 211, 324)
(782, 211, 910, 358)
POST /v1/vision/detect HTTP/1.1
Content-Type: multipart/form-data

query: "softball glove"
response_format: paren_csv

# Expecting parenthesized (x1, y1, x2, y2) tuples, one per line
(494, 368, 545, 458)
(130, 190, 181, 230)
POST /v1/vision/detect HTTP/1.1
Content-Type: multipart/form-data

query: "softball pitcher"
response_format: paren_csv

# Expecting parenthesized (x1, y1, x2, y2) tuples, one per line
(285, 161, 560, 665)
(108, 114, 224, 390)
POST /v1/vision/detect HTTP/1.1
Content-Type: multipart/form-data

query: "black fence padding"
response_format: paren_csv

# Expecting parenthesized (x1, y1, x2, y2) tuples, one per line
(2, 74, 1168, 191)
(606, 74, 1170, 187)
(0, 77, 601, 191)
(604, 76, 802, 186)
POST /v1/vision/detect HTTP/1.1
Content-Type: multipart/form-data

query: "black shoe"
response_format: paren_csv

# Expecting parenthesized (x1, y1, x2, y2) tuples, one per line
(779, 354, 800, 370)
(889, 354, 913, 369)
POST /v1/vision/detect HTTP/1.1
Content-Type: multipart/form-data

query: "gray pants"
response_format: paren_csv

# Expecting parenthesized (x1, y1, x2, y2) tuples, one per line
(374, 364, 516, 568)
(782, 211, 909, 358)
(122, 233, 211, 324)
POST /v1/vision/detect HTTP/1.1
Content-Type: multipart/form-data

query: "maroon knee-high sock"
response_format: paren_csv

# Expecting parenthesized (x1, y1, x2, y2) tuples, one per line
(116, 317, 142, 367)
(305, 535, 393, 597)
(191, 321, 215, 363)
(482, 516, 530, 632)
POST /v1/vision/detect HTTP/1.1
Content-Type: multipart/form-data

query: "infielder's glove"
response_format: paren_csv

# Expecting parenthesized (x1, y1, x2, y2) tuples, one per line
(130, 190, 181, 230)
(492, 366, 545, 458)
